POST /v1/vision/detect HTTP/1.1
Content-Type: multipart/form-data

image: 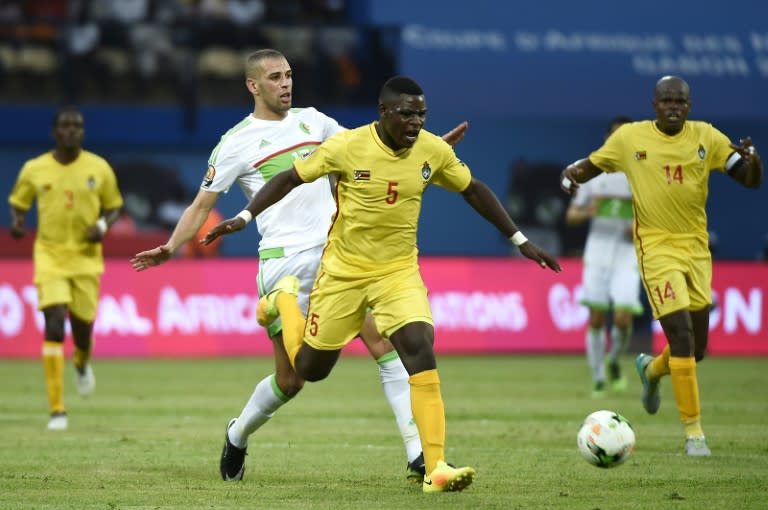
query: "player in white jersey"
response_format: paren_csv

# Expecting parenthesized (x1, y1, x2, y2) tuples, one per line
(566, 117, 643, 397)
(130, 49, 468, 482)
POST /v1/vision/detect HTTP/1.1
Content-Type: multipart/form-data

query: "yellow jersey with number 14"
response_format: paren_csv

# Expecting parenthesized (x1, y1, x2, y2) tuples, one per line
(294, 122, 472, 275)
(588, 120, 733, 252)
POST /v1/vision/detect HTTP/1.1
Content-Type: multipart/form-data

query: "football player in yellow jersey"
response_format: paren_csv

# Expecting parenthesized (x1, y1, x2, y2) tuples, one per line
(560, 76, 763, 456)
(8, 106, 124, 431)
(203, 75, 561, 493)
(131, 49, 471, 483)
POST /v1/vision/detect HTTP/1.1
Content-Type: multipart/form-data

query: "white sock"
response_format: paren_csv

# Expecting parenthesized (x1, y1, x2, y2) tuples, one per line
(228, 374, 290, 448)
(378, 352, 422, 463)
(586, 327, 606, 383)
(609, 324, 632, 362)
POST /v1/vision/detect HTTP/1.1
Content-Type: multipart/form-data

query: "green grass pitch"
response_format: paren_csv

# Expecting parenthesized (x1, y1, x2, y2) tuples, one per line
(1, 355, 767, 509)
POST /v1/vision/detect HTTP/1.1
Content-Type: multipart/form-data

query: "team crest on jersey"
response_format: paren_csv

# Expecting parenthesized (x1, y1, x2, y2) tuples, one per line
(353, 169, 371, 180)
(698, 144, 706, 160)
(421, 161, 432, 180)
(202, 164, 216, 188)
(634, 151, 647, 160)
(87, 176, 96, 189)
(299, 121, 311, 135)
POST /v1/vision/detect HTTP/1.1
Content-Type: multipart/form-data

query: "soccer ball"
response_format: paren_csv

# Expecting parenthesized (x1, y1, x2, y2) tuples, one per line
(576, 410, 635, 468)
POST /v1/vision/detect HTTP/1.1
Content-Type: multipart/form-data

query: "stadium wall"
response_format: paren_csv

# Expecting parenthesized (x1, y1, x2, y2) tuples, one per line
(1, 258, 765, 358)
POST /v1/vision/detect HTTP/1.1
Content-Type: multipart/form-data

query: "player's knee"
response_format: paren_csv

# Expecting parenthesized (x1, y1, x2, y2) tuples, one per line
(44, 321, 65, 342)
(274, 373, 304, 397)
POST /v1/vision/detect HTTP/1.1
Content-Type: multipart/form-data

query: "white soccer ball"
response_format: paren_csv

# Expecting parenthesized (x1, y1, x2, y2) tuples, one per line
(576, 410, 635, 468)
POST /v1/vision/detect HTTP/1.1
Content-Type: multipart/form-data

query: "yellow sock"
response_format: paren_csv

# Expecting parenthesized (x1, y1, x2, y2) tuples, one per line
(408, 369, 445, 474)
(669, 356, 704, 437)
(42, 341, 65, 414)
(647, 344, 671, 380)
(275, 293, 306, 368)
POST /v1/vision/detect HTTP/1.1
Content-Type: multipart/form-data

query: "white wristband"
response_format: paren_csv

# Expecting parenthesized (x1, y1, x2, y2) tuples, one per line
(509, 231, 528, 246)
(236, 210, 253, 223)
(561, 176, 573, 190)
(95, 217, 108, 235)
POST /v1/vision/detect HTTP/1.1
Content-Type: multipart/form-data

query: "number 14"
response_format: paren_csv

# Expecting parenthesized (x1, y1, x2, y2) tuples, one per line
(664, 165, 683, 184)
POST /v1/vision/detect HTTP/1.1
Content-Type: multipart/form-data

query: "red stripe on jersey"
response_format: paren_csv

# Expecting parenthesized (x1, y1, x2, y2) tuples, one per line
(251, 141, 322, 169)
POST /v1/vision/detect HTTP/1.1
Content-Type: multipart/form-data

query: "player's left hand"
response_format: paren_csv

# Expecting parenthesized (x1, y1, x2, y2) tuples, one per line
(730, 136, 758, 160)
(441, 121, 469, 146)
(131, 244, 175, 271)
(10, 225, 25, 239)
(519, 241, 562, 272)
(200, 217, 247, 245)
(84, 225, 105, 243)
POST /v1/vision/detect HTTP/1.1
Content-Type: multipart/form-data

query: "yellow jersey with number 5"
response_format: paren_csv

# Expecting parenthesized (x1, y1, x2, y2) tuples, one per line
(294, 122, 472, 275)
(588, 120, 733, 251)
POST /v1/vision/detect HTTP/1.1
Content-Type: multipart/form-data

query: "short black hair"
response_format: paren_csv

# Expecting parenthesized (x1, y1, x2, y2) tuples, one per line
(53, 105, 82, 127)
(245, 48, 287, 78)
(379, 76, 423, 103)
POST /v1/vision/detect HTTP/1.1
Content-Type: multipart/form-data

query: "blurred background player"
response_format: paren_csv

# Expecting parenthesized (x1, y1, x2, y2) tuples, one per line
(560, 75, 763, 456)
(131, 49, 468, 482)
(8, 106, 124, 431)
(565, 116, 644, 397)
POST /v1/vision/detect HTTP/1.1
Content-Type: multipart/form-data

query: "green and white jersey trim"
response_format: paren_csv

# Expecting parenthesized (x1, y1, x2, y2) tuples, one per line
(571, 172, 636, 268)
(202, 107, 344, 255)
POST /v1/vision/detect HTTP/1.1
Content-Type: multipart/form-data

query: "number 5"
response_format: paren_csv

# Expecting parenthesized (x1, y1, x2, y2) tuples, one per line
(386, 181, 398, 204)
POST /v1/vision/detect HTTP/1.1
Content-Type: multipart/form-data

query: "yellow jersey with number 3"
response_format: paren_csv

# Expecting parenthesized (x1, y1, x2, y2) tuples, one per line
(8, 150, 124, 281)
(294, 122, 472, 274)
(588, 120, 733, 251)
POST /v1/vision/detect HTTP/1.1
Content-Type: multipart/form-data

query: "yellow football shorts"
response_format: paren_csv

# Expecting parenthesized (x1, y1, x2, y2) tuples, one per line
(638, 240, 712, 320)
(304, 264, 433, 351)
(36, 274, 101, 322)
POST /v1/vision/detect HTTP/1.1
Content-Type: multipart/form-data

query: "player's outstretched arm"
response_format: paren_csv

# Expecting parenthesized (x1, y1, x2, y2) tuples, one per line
(727, 137, 763, 189)
(460, 178, 561, 272)
(131, 189, 219, 272)
(560, 158, 603, 194)
(201, 168, 303, 246)
(440, 121, 469, 146)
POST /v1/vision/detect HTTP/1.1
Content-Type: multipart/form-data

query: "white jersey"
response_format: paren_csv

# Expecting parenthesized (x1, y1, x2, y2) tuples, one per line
(571, 172, 634, 268)
(201, 107, 343, 255)
(572, 172, 642, 312)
